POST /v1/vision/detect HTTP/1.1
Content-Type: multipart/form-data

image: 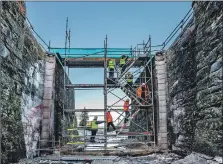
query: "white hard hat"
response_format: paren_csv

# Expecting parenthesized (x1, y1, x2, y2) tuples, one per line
(142, 83, 146, 86)
(94, 116, 98, 120)
(107, 109, 111, 112)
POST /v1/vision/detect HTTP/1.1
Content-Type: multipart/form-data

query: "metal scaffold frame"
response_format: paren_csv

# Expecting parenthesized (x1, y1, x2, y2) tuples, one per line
(58, 34, 157, 152)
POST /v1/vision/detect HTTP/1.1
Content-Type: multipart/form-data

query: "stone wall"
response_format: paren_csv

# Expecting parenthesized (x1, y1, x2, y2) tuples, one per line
(53, 54, 76, 142)
(166, 1, 222, 156)
(41, 54, 76, 146)
(0, 1, 45, 163)
(0, 2, 77, 163)
(155, 53, 168, 150)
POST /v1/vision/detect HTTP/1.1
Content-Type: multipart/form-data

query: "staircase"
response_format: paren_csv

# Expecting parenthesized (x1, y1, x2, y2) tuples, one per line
(112, 54, 152, 136)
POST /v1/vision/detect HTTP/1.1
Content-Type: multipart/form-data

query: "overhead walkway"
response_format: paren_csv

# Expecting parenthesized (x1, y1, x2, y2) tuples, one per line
(49, 48, 147, 67)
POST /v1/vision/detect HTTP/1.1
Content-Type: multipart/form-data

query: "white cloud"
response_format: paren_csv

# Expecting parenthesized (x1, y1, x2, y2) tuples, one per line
(75, 89, 132, 126)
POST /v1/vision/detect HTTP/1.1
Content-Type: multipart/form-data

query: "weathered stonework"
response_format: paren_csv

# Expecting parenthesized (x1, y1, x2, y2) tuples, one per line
(53, 54, 77, 143)
(1, 1, 45, 163)
(155, 53, 168, 150)
(166, 1, 222, 156)
(0, 2, 76, 163)
(41, 54, 76, 146)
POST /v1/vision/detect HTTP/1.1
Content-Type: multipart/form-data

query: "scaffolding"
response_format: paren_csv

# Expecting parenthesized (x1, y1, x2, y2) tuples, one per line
(47, 32, 157, 153)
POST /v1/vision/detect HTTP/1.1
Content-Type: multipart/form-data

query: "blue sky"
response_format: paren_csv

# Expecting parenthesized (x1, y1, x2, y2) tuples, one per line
(26, 2, 191, 122)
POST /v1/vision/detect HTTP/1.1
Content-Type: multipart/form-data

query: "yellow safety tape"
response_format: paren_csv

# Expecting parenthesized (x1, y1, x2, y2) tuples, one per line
(67, 128, 77, 131)
(67, 141, 85, 145)
(68, 135, 81, 138)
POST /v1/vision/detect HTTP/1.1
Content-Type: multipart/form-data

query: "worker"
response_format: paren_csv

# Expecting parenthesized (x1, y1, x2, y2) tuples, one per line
(125, 72, 133, 93)
(123, 98, 130, 124)
(137, 83, 149, 105)
(119, 54, 128, 74)
(90, 116, 105, 142)
(106, 109, 116, 132)
(108, 58, 115, 79)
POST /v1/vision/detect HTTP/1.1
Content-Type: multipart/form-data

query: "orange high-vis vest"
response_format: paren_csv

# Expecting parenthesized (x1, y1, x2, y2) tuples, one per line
(137, 85, 149, 98)
(106, 112, 113, 122)
(123, 101, 129, 111)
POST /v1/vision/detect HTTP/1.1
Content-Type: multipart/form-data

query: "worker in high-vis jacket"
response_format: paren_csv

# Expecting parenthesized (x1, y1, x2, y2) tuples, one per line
(108, 58, 115, 79)
(90, 116, 105, 142)
(125, 72, 133, 93)
(137, 83, 149, 105)
(106, 109, 116, 132)
(120, 54, 128, 74)
(123, 98, 130, 124)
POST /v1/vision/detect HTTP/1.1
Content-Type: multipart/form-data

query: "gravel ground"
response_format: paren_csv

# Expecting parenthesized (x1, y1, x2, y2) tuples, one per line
(14, 152, 222, 164)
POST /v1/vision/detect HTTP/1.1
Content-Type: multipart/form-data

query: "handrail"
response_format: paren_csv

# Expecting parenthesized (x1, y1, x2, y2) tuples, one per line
(161, 7, 193, 50)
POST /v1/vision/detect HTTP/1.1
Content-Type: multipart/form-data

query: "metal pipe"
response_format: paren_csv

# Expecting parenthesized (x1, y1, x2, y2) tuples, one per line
(150, 38, 156, 147)
(62, 17, 68, 146)
(104, 35, 108, 151)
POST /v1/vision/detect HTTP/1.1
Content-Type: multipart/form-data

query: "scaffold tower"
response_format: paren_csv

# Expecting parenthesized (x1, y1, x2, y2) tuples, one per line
(47, 33, 157, 152)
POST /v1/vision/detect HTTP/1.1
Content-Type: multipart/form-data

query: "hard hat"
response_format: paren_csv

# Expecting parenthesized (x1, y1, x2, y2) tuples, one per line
(94, 116, 98, 120)
(142, 83, 146, 86)
(126, 98, 130, 101)
(107, 109, 111, 112)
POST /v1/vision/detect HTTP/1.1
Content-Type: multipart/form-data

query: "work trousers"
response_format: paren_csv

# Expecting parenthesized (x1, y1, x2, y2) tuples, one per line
(107, 122, 116, 131)
(109, 68, 114, 78)
(126, 82, 133, 94)
(120, 64, 126, 74)
(124, 111, 130, 124)
(90, 130, 98, 142)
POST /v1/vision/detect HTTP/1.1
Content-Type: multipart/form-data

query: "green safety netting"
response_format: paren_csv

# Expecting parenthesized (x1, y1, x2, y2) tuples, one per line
(49, 48, 134, 58)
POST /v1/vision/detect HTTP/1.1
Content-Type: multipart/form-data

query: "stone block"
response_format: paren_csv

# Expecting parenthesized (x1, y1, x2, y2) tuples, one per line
(160, 113, 167, 119)
(158, 78, 166, 84)
(159, 138, 168, 145)
(44, 87, 53, 93)
(159, 126, 167, 133)
(158, 90, 166, 96)
(155, 55, 165, 61)
(156, 69, 166, 75)
(42, 112, 51, 119)
(158, 85, 166, 91)
(159, 95, 166, 101)
(44, 80, 53, 88)
(41, 127, 50, 133)
(157, 74, 166, 80)
(156, 65, 166, 70)
(159, 119, 167, 127)
(46, 62, 56, 70)
(42, 119, 50, 126)
(159, 106, 167, 113)
(45, 69, 55, 76)
(41, 132, 49, 139)
(44, 75, 54, 81)
(155, 60, 166, 66)
(46, 56, 56, 63)
(43, 99, 52, 108)
(160, 143, 168, 150)
(43, 89, 53, 99)
(159, 100, 167, 106)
